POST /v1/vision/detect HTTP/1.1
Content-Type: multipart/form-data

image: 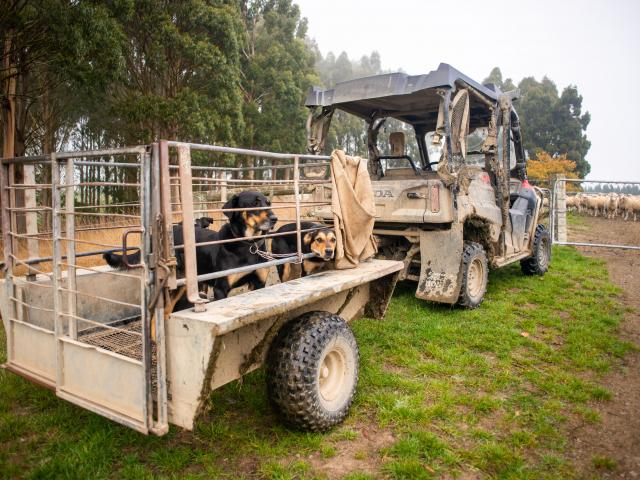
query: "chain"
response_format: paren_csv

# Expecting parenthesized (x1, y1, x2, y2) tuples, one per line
(147, 213, 177, 312)
(249, 242, 303, 264)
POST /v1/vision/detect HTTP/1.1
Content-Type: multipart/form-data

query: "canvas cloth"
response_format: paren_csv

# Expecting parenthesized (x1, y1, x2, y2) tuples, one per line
(330, 150, 377, 269)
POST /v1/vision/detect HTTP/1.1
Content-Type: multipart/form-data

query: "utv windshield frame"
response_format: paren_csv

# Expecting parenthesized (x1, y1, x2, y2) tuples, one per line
(305, 63, 526, 179)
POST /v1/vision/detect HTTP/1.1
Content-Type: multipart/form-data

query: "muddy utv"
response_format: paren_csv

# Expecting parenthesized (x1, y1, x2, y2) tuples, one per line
(305, 63, 550, 308)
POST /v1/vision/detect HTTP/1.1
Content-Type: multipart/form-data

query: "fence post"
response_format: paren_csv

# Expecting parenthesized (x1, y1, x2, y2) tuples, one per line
(219, 171, 227, 203)
(65, 158, 77, 339)
(177, 145, 206, 311)
(23, 164, 39, 274)
(554, 175, 567, 243)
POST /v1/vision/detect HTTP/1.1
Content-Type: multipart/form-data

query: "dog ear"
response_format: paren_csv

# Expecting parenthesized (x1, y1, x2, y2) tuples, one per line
(222, 195, 239, 219)
(303, 232, 313, 245)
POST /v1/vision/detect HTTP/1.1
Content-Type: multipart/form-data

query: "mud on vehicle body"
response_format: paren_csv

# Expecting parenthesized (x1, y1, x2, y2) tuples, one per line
(306, 63, 550, 307)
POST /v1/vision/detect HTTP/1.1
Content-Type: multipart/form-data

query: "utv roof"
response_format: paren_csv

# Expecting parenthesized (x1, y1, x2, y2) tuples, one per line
(305, 63, 511, 126)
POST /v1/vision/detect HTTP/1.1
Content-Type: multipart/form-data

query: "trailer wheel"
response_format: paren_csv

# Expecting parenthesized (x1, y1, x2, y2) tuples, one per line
(456, 242, 488, 309)
(266, 311, 359, 432)
(521, 224, 551, 276)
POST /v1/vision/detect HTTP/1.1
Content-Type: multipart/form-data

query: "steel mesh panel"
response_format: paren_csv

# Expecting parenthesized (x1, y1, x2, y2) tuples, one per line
(77, 319, 157, 394)
(78, 320, 143, 359)
(450, 89, 469, 155)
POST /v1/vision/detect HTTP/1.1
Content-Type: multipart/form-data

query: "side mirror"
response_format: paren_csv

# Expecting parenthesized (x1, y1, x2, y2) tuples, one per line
(389, 132, 405, 156)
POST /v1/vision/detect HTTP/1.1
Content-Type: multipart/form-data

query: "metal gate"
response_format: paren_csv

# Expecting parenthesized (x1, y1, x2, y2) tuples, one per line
(550, 177, 640, 250)
(0, 146, 167, 434)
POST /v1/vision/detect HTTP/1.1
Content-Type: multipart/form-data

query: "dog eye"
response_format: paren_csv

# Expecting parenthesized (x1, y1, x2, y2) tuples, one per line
(317, 238, 324, 244)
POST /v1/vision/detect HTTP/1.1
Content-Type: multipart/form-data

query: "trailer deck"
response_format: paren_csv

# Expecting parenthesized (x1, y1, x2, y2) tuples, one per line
(175, 259, 401, 335)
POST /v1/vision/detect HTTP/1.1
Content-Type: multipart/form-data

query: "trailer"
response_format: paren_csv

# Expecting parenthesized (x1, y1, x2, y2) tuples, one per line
(0, 142, 402, 435)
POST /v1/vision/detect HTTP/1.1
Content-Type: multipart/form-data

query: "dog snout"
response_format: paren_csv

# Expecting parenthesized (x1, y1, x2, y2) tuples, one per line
(268, 213, 278, 225)
(324, 248, 334, 260)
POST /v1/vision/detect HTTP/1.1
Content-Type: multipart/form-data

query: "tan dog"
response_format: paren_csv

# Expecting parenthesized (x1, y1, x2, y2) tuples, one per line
(271, 222, 336, 282)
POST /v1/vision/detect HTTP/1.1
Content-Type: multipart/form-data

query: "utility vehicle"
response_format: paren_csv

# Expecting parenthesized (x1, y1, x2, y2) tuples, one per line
(306, 63, 551, 307)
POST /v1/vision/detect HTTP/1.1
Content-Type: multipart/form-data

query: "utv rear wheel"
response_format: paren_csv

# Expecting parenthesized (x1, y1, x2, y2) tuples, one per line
(266, 312, 359, 432)
(456, 242, 488, 309)
(521, 224, 551, 276)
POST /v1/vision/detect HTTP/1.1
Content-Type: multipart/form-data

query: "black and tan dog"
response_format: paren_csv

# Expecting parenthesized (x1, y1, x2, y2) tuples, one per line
(211, 190, 278, 299)
(178, 216, 214, 229)
(271, 222, 336, 282)
(104, 192, 277, 301)
(103, 222, 219, 323)
(103, 221, 219, 281)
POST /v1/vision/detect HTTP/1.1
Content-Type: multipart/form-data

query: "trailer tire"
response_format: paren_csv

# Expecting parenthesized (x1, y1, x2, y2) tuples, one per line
(521, 224, 551, 276)
(266, 311, 359, 432)
(456, 242, 488, 309)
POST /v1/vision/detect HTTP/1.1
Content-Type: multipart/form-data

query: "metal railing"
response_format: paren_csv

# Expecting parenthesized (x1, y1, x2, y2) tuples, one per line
(161, 140, 332, 308)
(0, 145, 162, 433)
(550, 177, 640, 251)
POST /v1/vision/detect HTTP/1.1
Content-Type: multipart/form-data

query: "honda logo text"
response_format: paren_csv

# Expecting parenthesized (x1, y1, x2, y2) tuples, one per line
(374, 190, 393, 198)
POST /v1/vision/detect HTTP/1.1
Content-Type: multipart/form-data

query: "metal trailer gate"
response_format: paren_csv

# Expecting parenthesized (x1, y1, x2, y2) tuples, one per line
(550, 177, 640, 251)
(0, 146, 165, 434)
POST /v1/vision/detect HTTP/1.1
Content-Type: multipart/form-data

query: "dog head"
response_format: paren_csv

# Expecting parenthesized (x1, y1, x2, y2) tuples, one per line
(223, 191, 278, 237)
(304, 226, 336, 261)
(195, 217, 214, 229)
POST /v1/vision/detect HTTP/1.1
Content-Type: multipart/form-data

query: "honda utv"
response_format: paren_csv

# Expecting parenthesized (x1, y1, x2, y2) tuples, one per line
(305, 63, 550, 308)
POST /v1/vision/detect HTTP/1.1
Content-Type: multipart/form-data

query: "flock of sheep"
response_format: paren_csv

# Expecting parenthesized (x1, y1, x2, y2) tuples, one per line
(566, 193, 640, 221)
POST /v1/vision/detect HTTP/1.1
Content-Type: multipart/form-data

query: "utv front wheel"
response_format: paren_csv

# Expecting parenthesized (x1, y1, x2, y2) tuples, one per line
(266, 312, 359, 432)
(521, 224, 551, 276)
(456, 242, 488, 309)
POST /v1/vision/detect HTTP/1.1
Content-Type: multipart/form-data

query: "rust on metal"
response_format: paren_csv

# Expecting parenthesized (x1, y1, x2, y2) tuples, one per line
(430, 184, 440, 213)
(159, 140, 177, 290)
(176, 145, 206, 310)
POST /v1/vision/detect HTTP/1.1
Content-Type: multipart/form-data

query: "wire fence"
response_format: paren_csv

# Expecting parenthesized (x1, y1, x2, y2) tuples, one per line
(550, 178, 640, 251)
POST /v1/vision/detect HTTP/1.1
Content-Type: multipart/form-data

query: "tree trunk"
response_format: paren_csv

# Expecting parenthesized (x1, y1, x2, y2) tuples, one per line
(1, 32, 25, 233)
(2, 35, 16, 160)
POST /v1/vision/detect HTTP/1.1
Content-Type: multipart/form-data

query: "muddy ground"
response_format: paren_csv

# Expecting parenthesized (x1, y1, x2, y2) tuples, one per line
(566, 215, 640, 479)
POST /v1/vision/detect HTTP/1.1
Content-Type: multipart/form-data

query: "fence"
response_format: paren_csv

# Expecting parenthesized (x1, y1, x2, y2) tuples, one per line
(551, 177, 640, 251)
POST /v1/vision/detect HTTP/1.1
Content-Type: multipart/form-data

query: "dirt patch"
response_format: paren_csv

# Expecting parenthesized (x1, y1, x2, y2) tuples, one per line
(383, 362, 410, 375)
(565, 215, 640, 478)
(442, 472, 482, 480)
(519, 302, 537, 310)
(304, 423, 396, 479)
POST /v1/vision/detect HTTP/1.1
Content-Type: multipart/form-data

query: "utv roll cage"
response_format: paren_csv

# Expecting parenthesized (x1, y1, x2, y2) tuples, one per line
(305, 63, 527, 180)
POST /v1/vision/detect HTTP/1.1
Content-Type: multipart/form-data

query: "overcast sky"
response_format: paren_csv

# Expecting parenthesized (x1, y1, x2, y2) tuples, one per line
(296, 0, 640, 182)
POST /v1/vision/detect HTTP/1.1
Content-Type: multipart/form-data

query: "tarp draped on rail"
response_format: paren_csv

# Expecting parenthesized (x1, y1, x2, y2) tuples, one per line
(330, 150, 377, 269)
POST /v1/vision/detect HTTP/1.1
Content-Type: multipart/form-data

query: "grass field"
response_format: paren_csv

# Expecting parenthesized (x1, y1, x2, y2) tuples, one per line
(0, 246, 634, 479)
